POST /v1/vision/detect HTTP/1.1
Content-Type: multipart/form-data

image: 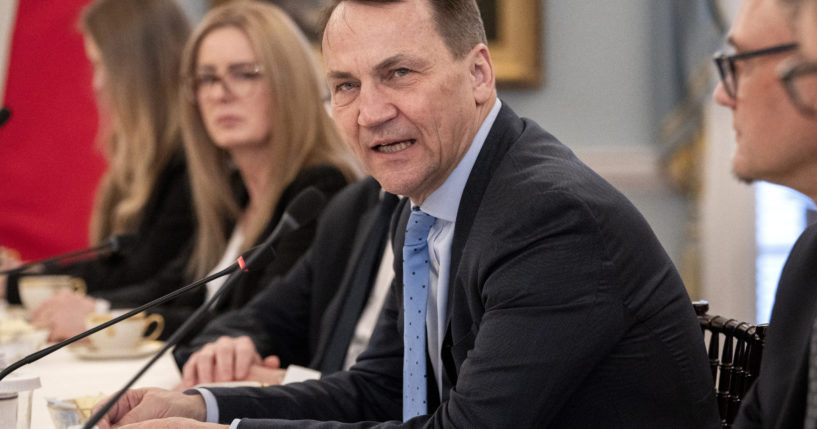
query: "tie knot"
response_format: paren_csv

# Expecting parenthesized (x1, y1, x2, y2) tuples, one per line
(405, 208, 436, 244)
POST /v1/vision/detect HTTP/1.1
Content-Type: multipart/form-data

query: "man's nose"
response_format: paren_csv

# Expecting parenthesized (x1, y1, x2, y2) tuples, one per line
(713, 81, 736, 109)
(357, 84, 398, 128)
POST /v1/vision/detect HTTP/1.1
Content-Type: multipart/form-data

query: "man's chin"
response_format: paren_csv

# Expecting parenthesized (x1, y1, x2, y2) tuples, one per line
(731, 168, 755, 185)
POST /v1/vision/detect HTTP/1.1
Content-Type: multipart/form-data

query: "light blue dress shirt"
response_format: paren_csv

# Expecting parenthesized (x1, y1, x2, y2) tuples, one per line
(417, 99, 500, 398)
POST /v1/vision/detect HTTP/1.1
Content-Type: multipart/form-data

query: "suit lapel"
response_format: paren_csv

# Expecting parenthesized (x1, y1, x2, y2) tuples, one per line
(390, 104, 526, 395)
(313, 192, 395, 371)
(440, 104, 525, 388)
(447, 104, 523, 318)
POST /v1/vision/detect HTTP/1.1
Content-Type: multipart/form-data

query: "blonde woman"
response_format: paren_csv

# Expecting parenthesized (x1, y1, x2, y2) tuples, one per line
(4, 0, 196, 340)
(150, 0, 360, 335)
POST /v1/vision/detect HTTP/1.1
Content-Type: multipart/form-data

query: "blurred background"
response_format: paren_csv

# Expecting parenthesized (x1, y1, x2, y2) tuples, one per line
(1, 0, 809, 324)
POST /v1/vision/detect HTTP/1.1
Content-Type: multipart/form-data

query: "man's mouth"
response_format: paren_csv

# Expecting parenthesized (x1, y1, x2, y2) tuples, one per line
(374, 139, 416, 153)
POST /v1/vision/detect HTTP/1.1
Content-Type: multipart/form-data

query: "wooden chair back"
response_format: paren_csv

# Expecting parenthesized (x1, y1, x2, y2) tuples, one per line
(693, 300, 768, 428)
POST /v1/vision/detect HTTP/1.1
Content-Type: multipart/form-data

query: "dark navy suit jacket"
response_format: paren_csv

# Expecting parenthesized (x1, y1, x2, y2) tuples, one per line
(208, 104, 720, 428)
(735, 224, 817, 428)
(173, 177, 394, 372)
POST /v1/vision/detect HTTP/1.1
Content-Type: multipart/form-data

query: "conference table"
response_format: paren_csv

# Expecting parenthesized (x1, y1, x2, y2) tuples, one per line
(0, 304, 180, 428)
(26, 344, 181, 428)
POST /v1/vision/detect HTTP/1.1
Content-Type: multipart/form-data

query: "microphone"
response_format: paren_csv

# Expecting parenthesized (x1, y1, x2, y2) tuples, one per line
(0, 107, 10, 128)
(0, 187, 327, 384)
(0, 234, 137, 276)
(82, 186, 326, 429)
(0, 264, 239, 381)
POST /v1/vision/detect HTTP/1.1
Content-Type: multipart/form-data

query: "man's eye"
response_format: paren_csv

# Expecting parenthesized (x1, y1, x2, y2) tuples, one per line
(331, 82, 358, 107)
(393, 68, 411, 78)
(335, 82, 358, 92)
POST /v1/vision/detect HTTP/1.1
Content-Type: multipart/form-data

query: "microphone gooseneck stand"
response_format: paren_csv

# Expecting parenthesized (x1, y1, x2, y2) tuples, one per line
(82, 186, 327, 429)
(0, 233, 136, 276)
(81, 253, 266, 429)
(0, 265, 238, 382)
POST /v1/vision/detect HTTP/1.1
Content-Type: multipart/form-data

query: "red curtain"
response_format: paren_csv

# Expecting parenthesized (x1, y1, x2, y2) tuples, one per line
(0, 0, 105, 261)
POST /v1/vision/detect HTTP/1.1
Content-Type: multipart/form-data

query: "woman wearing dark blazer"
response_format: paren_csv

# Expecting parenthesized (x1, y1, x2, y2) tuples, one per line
(1, 0, 196, 341)
(15, 1, 359, 342)
(148, 1, 360, 338)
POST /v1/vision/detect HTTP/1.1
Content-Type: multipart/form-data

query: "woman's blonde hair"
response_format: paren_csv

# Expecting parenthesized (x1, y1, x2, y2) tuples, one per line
(80, 0, 190, 243)
(180, 1, 360, 277)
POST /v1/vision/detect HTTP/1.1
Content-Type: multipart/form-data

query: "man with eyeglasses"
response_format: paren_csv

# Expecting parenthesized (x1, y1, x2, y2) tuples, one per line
(712, 0, 817, 428)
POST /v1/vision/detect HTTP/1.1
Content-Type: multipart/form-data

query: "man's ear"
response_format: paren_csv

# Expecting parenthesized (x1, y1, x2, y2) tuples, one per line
(468, 44, 495, 104)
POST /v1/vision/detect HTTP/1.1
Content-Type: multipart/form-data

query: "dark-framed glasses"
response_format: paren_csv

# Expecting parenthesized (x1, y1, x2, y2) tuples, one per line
(713, 43, 798, 99)
(185, 62, 264, 103)
(779, 58, 817, 117)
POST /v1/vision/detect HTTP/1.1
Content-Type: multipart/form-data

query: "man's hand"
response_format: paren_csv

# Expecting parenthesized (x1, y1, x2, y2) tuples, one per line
(180, 336, 283, 389)
(94, 387, 208, 429)
(31, 289, 95, 341)
(245, 361, 287, 385)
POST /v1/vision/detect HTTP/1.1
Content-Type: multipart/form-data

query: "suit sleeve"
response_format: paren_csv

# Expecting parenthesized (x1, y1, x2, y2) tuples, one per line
(207, 190, 634, 428)
(172, 177, 379, 369)
(256, 166, 350, 287)
(207, 279, 405, 426)
(172, 247, 318, 368)
(733, 384, 763, 429)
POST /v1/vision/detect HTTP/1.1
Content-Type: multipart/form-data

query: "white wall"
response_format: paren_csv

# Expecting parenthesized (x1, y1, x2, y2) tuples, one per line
(499, 0, 690, 281)
(699, 0, 757, 323)
(501, 1, 652, 150)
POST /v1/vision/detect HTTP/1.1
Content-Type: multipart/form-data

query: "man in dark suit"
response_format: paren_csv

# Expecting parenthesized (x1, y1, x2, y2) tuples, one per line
(172, 177, 399, 388)
(712, 0, 817, 427)
(96, 1, 719, 427)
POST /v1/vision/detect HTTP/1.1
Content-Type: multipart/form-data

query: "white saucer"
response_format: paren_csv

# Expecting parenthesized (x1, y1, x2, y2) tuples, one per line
(68, 340, 163, 360)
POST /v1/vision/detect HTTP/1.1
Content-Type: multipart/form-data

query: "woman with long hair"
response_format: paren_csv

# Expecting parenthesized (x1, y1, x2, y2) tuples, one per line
(158, 0, 360, 334)
(3, 0, 196, 340)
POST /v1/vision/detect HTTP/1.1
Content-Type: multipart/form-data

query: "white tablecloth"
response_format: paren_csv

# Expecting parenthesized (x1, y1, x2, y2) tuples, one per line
(23, 344, 181, 428)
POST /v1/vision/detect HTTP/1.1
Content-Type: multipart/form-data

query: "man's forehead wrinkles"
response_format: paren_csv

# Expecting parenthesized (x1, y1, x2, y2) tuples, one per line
(340, 6, 357, 35)
(322, 5, 355, 53)
(334, 4, 362, 38)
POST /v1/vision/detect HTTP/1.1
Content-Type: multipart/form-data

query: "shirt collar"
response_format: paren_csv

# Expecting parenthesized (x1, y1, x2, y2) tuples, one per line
(419, 99, 501, 223)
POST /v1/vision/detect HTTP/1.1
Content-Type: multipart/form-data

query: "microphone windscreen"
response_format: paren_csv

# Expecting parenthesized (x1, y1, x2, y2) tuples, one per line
(285, 187, 327, 227)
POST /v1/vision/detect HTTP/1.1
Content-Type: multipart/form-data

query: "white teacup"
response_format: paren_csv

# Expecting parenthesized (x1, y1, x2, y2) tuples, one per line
(18, 275, 86, 312)
(85, 311, 164, 352)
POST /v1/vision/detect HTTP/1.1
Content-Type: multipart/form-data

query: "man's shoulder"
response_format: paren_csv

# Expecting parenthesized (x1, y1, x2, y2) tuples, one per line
(778, 223, 817, 280)
(774, 222, 817, 299)
(487, 117, 626, 212)
(466, 104, 643, 238)
(485, 106, 600, 190)
(795, 222, 817, 247)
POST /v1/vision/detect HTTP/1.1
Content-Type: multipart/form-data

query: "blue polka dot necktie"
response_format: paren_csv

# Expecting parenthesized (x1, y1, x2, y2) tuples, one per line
(402, 207, 436, 421)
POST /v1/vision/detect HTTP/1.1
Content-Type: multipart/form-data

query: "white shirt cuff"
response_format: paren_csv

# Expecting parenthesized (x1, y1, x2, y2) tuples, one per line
(195, 367, 321, 428)
(281, 365, 322, 384)
(193, 388, 219, 423)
